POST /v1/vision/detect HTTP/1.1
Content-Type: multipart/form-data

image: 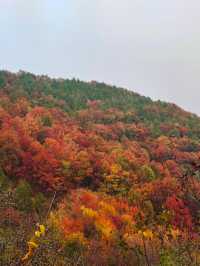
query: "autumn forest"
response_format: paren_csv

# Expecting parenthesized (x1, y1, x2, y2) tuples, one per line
(0, 70, 200, 265)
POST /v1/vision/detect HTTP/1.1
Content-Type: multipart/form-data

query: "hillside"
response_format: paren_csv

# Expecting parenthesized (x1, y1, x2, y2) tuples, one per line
(0, 70, 200, 265)
(1, 70, 200, 139)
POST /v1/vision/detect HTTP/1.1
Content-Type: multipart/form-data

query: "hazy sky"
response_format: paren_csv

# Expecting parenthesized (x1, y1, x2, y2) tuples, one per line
(0, 1, 200, 114)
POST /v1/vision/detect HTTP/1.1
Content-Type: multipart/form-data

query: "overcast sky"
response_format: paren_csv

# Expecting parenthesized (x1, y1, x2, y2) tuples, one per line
(0, 1, 200, 114)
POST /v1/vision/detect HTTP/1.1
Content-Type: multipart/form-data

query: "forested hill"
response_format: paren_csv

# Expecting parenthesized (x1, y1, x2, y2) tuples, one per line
(0, 70, 200, 139)
(1, 70, 200, 265)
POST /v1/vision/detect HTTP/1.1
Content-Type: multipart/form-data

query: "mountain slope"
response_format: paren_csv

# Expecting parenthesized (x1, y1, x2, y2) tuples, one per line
(0, 70, 200, 266)
(1, 70, 200, 139)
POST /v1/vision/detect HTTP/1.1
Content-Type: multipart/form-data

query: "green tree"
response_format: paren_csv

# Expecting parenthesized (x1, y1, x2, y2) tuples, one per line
(14, 180, 33, 212)
(0, 167, 9, 191)
(33, 192, 46, 215)
(141, 165, 156, 182)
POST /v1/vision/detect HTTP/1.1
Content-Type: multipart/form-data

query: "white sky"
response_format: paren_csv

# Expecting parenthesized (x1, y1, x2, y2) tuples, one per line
(0, 1, 200, 114)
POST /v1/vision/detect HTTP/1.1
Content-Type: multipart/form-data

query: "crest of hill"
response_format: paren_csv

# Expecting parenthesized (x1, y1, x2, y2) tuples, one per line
(0, 70, 199, 139)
